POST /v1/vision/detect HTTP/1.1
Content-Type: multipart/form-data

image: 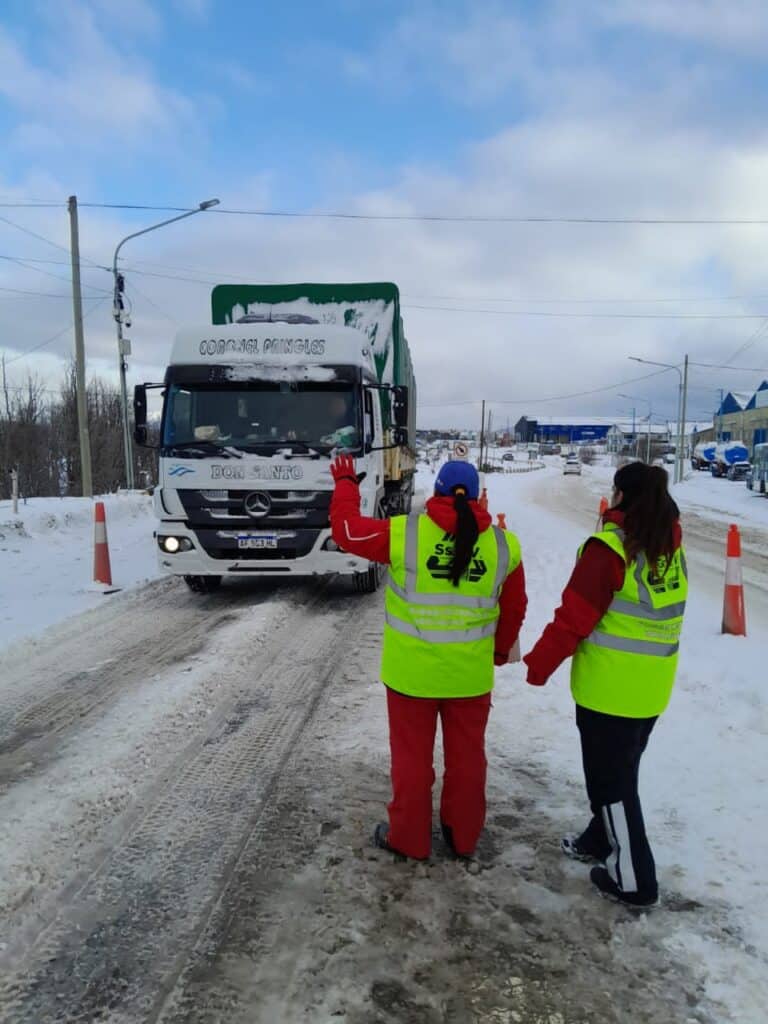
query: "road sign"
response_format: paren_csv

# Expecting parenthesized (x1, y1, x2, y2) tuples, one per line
(453, 442, 469, 459)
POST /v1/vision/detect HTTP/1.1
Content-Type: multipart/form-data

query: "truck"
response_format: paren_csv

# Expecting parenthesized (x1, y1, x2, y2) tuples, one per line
(710, 441, 749, 478)
(134, 282, 416, 594)
(691, 441, 716, 470)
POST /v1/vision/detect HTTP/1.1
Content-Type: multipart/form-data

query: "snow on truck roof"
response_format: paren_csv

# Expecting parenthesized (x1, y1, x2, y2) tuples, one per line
(169, 321, 376, 368)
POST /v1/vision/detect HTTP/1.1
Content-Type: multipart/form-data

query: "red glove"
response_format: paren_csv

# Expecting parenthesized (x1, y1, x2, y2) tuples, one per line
(522, 654, 548, 686)
(494, 651, 509, 666)
(330, 454, 358, 484)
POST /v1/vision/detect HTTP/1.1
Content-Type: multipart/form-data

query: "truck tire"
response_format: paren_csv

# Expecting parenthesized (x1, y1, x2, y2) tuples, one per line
(354, 562, 383, 594)
(183, 574, 223, 594)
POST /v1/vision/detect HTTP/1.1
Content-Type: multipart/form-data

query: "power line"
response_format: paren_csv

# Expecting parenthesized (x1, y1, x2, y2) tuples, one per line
(3, 297, 109, 364)
(405, 291, 768, 306)
(0, 212, 73, 258)
(0, 255, 111, 293)
(0, 284, 102, 299)
(76, 202, 768, 225)
(125, 280, 178, 323)
(688, 360, 768, 372)
(419, 366, 670, 407)
(0, 213, 106, 269)
(404, 303, 768, 321)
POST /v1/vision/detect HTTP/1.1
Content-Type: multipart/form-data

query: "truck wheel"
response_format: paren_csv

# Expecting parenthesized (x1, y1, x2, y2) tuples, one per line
(183, 575, 222, 594)
(354, 562, 383, 594)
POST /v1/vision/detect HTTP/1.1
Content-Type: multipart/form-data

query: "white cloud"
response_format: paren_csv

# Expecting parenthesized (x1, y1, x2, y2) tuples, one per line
(344, 2, 536, 104)
(0, 4, 197, 154)
(599, 0, 768, 55)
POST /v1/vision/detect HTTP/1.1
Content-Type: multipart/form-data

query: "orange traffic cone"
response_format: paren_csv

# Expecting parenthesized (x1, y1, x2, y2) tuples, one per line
(595, 496, 609, 530)
(93, 501, 113, 587)
(496, 512, 507, 529)
(479, 487, 489, 511)
(722, 524, 746, 636)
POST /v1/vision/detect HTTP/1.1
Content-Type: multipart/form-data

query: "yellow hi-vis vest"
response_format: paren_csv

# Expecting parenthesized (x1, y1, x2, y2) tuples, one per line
(381, 513, 521, 698)
(571, 523, 688, 718)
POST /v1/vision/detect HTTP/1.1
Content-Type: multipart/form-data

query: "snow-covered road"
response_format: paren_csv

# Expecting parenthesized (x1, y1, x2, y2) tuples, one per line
(0, 463, 766, 1023)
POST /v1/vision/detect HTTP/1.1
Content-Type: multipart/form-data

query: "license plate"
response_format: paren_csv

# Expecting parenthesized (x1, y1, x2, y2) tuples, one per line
(237, 535, 278, 549)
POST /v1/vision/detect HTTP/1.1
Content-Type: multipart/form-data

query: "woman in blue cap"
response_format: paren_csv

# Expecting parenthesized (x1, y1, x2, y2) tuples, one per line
(330, 455, 527, 860)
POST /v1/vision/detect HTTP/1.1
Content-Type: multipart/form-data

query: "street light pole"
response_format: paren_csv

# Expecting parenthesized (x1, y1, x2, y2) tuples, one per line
(628, 356, 689, 484)
(112, 198, 220, 488)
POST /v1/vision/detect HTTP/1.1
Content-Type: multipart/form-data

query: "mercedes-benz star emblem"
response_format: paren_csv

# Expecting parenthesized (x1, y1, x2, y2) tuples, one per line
(244, 491, 271, 518)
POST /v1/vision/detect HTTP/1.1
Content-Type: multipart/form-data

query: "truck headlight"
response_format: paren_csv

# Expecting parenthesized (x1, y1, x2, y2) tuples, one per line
(158, 535, 193, 553)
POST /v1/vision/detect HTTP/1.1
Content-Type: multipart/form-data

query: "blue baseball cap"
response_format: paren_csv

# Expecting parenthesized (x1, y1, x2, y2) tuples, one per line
(434, 461, 480, 499)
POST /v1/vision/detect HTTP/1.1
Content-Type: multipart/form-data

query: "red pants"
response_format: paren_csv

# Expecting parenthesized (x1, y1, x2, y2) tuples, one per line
(385, 686, 492, 859)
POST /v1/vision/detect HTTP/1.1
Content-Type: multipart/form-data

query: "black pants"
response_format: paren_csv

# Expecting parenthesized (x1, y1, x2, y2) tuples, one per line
(576, 704, 658, 898)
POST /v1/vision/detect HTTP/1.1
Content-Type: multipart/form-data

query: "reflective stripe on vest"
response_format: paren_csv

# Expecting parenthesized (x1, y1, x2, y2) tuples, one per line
(383, 612, 498, 643)
(584, 631, 679, 657)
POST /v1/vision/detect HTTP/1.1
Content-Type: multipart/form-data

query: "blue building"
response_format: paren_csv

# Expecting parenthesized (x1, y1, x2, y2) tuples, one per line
(514, 416, 615, 444)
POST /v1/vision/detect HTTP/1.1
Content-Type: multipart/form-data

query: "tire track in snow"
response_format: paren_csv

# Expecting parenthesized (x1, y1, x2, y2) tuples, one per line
(0, 578, 372, 1024)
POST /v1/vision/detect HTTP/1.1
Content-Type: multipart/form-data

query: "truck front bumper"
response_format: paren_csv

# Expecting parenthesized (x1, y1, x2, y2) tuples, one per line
(155, 523, 371, 577)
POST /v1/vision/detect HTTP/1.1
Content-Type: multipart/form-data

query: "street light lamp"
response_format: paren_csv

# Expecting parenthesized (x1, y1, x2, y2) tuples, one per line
(629, 355, 689, 485)
(618, 393, 653, 463)
(112, 198, 220, 488)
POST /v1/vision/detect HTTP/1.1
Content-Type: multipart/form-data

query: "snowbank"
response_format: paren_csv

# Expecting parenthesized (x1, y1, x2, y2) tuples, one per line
(0, 492, 159, 651)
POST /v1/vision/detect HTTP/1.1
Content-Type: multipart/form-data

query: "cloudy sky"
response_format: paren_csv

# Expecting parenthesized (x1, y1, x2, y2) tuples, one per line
(2, 0, 768, 428)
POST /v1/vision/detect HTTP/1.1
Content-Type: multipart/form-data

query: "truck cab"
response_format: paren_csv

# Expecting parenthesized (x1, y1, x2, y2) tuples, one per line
(136, 298, 415, 594)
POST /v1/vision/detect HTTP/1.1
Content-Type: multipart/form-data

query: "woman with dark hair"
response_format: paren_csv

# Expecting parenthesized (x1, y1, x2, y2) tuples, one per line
(524, 461, 687, 906)
(330, 455, 527, 860)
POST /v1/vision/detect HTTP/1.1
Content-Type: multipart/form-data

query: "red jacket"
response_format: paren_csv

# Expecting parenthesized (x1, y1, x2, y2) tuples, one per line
(523, 510, 683, 685)
(330, 479, 527, 664)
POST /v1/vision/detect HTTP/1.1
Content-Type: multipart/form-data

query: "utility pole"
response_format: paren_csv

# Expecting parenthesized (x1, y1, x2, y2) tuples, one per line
(680, 354, 689, 472)
(479, 400, 486, 469)
(68, 196, 93, 498)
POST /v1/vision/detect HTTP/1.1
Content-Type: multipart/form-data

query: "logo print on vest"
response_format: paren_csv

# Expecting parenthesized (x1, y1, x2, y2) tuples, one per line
(426, 533, 488, 583)
(648, 555, 681, 593)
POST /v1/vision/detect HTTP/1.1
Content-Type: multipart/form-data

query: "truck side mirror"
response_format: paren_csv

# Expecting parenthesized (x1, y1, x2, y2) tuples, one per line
(134, 383, 163, 447)
(392, 385, 409, 429)
(134, 384, 148, 446)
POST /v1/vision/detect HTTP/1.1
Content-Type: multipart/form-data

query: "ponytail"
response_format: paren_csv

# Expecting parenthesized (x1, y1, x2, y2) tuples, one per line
(614, 462, 679, 573)
(450, 490, 479, 586)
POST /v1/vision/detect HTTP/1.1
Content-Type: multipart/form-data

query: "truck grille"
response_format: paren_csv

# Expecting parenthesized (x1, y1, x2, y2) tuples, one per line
(177, 489, 331, 530)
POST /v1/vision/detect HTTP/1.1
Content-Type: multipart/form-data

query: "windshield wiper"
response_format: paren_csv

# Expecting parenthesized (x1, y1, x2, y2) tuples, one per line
(163, 440, 242, 459)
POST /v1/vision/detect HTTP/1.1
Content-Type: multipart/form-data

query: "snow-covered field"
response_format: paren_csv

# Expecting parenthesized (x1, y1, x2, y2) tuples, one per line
(0, 492, 159, 649)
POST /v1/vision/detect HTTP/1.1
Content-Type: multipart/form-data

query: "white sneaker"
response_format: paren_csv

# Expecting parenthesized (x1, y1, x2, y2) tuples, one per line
(561, 834, 601, 863)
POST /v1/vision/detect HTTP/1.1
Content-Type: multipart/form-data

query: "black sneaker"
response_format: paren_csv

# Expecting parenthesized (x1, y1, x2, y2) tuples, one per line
(561, 833, 603, 863)
(590, 866, 658, 907)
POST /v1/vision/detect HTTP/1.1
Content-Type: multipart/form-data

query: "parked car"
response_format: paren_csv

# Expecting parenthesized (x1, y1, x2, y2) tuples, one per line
(502, 452, 515, 462)
(726, 461, 751, 482)
(563, 457, 582, 476)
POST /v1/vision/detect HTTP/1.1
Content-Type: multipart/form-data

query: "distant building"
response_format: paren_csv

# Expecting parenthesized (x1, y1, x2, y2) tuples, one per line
(514, 416, 616, 444)
(709, 382, 768, 454)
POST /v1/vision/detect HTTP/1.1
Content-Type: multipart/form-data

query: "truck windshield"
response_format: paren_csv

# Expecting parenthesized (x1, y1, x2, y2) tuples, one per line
(162, 383, 361, 453)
